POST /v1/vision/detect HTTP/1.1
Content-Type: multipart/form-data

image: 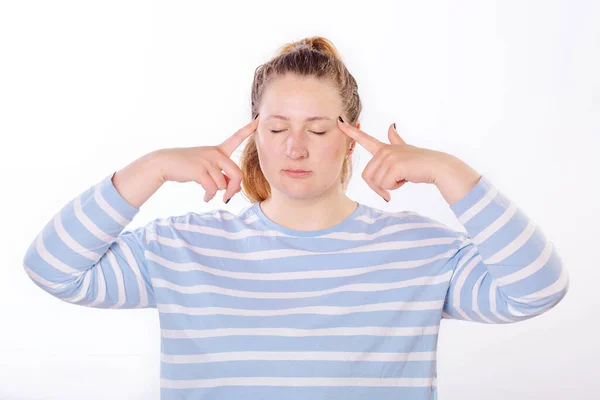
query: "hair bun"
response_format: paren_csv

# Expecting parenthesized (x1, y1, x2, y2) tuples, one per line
(275, 36, 342, 61)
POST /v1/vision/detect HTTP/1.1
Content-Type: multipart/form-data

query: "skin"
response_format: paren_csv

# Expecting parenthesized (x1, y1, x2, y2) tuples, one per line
(254, 73, 360, 231)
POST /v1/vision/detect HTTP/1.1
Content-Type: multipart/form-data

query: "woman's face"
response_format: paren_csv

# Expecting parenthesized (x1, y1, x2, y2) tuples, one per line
(255, 73, 356, 200)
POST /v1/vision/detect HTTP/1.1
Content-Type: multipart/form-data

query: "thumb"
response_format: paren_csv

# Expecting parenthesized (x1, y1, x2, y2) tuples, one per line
(388, 123, 407, 145)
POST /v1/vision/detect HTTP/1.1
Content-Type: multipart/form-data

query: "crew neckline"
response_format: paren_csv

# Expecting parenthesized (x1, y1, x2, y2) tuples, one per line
(252, 201, 365, 237)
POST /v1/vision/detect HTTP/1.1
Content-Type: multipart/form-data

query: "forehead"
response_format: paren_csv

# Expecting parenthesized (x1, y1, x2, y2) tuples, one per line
(260, 74, 342, 115)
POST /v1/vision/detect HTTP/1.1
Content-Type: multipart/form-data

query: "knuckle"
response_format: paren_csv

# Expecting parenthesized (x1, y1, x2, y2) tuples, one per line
(216, 179, 228, 191)
(375, 147, 386, 157)
(211, 146, 225, 158)
(203, 179, 217, 193)
(230, 168, 243, 180)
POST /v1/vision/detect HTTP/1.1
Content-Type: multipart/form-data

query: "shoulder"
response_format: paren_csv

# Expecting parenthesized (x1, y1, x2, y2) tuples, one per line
(359, 204, 464, 241)
(143, 204, 258, 235)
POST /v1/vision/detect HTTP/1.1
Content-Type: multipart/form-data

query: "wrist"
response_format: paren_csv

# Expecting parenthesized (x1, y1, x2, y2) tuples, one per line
(432, 152, 482, 207)
(433, 152, 471, 183)
(147, 149, 171, 184)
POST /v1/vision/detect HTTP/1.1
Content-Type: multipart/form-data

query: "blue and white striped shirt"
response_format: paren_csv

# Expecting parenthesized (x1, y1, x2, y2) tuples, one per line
(23, 172, 569, 399)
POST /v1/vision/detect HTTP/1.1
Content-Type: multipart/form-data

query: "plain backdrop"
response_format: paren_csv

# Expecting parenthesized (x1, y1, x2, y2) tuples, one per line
(1, 1, 598, 399)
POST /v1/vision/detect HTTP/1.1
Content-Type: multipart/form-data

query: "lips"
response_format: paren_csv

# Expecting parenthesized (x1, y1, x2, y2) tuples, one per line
(284, 169, 311, 172)
(283, 169, 312, 178)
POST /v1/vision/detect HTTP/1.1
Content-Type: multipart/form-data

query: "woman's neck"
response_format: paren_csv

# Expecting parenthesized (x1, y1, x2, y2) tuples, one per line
(258, 192, 358, 232)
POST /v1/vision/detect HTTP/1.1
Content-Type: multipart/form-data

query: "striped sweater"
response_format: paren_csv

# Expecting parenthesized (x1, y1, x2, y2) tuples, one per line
(23, 172, 569, 399)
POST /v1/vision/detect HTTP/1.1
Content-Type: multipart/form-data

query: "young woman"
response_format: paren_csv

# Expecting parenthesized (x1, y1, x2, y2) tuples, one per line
(23, 36, 569, 400)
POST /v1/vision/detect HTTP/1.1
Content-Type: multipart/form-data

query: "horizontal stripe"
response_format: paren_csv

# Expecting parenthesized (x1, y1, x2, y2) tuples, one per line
(145, 248, 456, 279)
(161, 333, 438, 355)
(157, 300, 445, 317)
(160, 376, 436, 389)
(161, 325, 440, 339)
(161, 350, 436, 364)
(151, 270, 452, 298)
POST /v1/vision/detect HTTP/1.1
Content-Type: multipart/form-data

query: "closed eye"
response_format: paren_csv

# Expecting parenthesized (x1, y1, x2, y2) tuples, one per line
(270, 130, 326, 135)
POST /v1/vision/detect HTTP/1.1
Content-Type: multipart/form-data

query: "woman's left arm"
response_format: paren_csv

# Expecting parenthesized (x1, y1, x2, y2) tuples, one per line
(434, 155, 569, 323)
(336, 117, 570, 323)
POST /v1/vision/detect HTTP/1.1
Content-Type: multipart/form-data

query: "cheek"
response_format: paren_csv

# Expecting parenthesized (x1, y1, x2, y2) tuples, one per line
(319, 140, 346, 161)
(255, 131, 271, 154)
(256, 129, 281, 151)
(254, 132, 281, 171)
(255, 129, 266, 148)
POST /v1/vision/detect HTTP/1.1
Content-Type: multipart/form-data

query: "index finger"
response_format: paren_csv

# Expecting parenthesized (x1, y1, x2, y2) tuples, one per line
(336, 118, 384, 155)
(218, 114, 260, 157)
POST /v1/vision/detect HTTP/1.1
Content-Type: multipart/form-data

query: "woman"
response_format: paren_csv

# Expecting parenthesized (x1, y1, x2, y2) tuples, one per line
(23, 36, 569, 400)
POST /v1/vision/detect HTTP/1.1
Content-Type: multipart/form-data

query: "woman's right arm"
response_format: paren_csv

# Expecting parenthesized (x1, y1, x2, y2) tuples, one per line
(22, 151, 166, 309)
(22, 116, 259, 309)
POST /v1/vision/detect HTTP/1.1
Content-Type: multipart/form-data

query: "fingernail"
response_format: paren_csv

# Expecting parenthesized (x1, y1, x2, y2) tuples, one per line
(338, 116, 345, 123)
(393, 122, 396, 130)
(254, 113, 259, 120)
(382, 196, 389, 202)
(225, 197, 231, 204)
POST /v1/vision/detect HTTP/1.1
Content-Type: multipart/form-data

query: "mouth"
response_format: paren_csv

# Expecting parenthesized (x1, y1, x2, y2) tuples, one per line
(284, 169, 311, 173)
(283, 169, 312, 178)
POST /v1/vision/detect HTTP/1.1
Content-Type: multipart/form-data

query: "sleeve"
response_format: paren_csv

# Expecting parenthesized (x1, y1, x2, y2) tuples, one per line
(22, 171, 157, 309)
(441, 175, 569, 323)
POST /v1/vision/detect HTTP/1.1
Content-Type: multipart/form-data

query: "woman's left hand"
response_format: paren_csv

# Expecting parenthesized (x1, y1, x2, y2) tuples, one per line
(337, 118, 450, 202)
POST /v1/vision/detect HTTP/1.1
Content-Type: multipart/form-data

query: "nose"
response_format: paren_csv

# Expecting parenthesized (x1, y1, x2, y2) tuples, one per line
(285, 130, 309, 159)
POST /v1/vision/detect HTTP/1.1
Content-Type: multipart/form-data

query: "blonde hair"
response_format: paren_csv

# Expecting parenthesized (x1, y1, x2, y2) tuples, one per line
(240, 36, 363, 203)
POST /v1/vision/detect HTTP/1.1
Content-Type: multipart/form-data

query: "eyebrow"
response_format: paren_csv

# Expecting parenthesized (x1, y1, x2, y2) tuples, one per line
(265, 115, 333, 122)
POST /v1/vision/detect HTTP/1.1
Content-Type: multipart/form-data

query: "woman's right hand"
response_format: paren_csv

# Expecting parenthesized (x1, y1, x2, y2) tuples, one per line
(157, 115, 260, 203)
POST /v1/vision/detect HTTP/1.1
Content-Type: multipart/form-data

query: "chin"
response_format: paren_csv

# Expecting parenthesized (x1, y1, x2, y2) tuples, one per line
(272, 180, 323, 199)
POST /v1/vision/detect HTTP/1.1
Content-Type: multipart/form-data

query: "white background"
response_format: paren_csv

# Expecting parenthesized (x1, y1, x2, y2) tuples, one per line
(1, 0, 598, 398)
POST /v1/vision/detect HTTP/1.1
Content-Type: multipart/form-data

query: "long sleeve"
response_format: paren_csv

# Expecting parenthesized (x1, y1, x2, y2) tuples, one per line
(23, 172, 157, 309)
(441, 175, 569, 323)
